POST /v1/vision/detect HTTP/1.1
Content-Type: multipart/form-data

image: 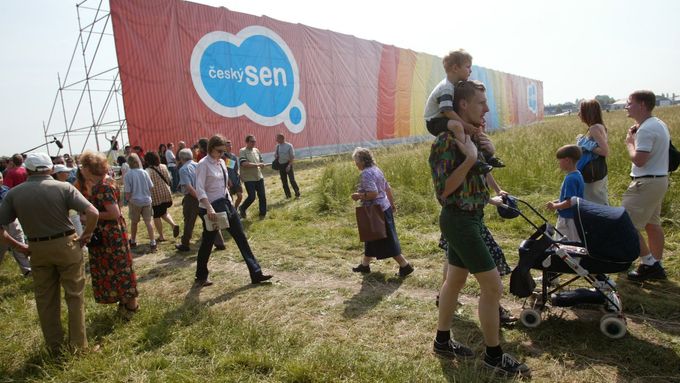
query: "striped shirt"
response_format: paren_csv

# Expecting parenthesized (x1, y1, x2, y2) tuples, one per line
(424, 78, 456, 121)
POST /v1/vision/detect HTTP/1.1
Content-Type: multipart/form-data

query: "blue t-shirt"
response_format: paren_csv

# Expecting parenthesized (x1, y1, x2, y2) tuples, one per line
(558, 170, 584, 218)
(123, 168, 153, 206)
(178, 161, 198, 195)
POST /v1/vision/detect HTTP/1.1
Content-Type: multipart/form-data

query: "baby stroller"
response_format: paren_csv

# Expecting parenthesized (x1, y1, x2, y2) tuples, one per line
(501, 196, 639, 339)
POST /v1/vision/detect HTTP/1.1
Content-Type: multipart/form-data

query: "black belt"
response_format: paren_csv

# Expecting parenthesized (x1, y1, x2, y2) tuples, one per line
(631, 175, 667, 180)
(28, 229, 76, 242)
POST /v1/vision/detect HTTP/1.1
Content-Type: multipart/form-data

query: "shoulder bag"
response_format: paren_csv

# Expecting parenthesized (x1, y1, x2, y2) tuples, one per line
(355, 204, 387, 242)
(669, 140, 680, 172)
(151, 166, 171, 187)
(272, 145, 281, 170)
(581, 155, 607, 183)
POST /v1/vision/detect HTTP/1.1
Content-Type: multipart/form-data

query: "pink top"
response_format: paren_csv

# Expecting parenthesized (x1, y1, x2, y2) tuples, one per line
(195, 155, 232, 210)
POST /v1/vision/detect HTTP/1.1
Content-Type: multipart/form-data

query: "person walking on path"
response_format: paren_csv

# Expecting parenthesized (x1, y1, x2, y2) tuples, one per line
(274, 133, 301, 199)
(238, 135, 267, 219)
(194, 135, 272, 286)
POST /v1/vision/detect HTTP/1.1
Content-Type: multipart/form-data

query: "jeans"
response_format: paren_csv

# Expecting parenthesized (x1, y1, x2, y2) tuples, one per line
(278, 162, 300, 198)
(242, 179, 267, 216)
(168, 166, 179, 193)
(196, 199, 262, 281)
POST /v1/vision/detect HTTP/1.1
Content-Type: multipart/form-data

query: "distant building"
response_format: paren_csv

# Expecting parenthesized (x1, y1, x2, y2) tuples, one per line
(656, 95, 672, 107)
(610, 99, 627, 111)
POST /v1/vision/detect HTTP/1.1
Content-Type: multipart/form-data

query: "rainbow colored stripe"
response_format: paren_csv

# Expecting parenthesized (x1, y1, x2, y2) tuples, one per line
(377, 49, 543, 139)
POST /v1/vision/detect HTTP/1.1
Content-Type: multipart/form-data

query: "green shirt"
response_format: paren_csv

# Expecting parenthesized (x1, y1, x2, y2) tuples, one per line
(239, 147, 263, 182)
(429, 132, 489, 211)
(0, 175, 92, 238)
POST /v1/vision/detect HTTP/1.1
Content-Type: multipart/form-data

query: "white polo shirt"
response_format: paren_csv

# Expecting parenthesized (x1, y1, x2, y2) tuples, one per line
(631, 117, 670, 177)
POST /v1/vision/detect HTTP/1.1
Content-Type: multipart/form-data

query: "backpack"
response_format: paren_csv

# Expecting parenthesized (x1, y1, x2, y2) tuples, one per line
(670, 140, 680, 172)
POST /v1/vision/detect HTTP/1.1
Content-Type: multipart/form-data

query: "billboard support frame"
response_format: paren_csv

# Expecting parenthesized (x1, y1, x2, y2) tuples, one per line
(41, 0, 127, 157)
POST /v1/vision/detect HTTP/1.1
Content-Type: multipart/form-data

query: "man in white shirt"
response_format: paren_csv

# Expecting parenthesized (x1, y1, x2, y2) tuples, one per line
(274, 133, 301, 199)
(623, 90, 670, 281)
(166, 142, 179, 193)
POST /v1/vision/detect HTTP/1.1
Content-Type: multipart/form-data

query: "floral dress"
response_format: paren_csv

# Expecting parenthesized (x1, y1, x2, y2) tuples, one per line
(88, 177, 138, 304)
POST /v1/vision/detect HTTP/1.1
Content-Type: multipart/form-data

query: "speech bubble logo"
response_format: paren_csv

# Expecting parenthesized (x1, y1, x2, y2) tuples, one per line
(190, 26, 306, 133)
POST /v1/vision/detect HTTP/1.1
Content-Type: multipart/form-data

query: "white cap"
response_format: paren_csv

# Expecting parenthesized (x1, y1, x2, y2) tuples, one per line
(53, 164, 74, 174)
(24, 153, 54, 172)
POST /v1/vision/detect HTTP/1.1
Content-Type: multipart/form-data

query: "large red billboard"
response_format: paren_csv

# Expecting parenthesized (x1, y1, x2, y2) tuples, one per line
(110, 0, 543, 157)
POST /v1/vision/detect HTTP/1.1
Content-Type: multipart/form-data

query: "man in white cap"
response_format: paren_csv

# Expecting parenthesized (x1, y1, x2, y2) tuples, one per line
(0, 153, 99, 354)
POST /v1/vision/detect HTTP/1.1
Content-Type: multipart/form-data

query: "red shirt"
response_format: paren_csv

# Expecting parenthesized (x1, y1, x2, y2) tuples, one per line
(4, 167, 27, 188)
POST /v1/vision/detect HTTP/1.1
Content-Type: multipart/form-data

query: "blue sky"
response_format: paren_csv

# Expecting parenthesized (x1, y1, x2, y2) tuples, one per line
(1, 0, 679, 155)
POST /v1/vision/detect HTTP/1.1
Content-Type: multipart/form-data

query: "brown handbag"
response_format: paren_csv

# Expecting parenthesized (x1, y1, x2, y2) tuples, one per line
(355, 204, 387, 242)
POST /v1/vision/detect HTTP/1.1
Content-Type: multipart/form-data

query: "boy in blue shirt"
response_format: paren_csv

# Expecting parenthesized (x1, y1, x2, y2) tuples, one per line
(546, 145, 585, 242)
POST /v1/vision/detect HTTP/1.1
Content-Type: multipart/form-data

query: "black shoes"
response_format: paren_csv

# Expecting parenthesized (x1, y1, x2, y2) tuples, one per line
(173, 225, 180, 238)
(628, 262, 667, 281)
(398, 263, 414, 277)
(251, 273, 273, 284)
(486, 156, 506, 168)
(238, 207, 246, 219)
(175, 244, 191, 252)
(483, 352, 531, 378)
(473, 160, 494, 175)
(352, 264, 371, 273)
(499, 306, 518, 325)
(214, 245, 226, 251)
(433, 339, 475, 360)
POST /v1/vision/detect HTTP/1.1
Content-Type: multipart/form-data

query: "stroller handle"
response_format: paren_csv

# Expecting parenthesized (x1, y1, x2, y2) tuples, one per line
(503, 197, 565, 239)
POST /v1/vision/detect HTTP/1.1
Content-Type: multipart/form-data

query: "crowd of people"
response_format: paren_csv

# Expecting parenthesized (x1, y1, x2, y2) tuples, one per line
(0, 133, 300, 354)
(0, 49, 673, 379)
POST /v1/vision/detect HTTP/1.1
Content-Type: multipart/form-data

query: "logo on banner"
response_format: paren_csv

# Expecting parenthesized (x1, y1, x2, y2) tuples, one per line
(190, 26, 305, 133)
(527, 83, 538, 114)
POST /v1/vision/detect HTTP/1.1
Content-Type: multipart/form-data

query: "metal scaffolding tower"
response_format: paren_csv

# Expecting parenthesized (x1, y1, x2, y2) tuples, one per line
(42, 0, 126, 157)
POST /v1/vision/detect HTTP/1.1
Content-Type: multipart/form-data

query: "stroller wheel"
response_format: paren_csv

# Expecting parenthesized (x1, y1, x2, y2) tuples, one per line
(600, 314, 627, 339)
(520, 308, 542, 328)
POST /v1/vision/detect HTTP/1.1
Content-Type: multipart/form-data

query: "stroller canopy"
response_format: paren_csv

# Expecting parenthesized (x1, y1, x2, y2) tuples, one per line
(573, 198, 640, 263)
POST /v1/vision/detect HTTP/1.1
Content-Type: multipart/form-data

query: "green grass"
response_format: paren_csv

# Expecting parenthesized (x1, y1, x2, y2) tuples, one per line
(1, 107, 679, 382)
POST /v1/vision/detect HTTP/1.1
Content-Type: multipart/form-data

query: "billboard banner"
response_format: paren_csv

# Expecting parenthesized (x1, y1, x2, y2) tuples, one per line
(110, 0, 543, 157)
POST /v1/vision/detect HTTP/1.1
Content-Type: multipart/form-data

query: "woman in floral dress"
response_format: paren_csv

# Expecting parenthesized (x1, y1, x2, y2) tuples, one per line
(79, 151, 139, 318)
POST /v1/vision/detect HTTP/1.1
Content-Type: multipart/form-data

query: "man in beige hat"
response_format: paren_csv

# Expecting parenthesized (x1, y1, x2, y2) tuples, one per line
(0, 153, 99, 354)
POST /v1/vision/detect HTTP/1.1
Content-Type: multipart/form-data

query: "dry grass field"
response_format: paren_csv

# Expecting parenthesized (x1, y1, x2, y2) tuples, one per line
(1, 106, 679, 382)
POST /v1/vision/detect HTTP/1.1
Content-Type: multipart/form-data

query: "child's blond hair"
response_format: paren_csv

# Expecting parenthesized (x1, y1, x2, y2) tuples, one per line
(443, 49, 472, 71)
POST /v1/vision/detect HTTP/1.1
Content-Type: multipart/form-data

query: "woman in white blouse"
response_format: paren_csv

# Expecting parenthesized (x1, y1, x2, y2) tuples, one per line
(193, 134, 272, 286)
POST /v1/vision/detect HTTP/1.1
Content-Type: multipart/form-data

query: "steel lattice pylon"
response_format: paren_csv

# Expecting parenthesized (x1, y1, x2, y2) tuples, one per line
(42, 0, 126, 158)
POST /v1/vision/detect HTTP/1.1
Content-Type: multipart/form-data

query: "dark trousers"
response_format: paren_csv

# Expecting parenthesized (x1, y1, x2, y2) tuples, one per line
(242, 179, 267, 216)
(278, 162, 300, 198)
(182, 194, 223, 248)
(195, 200, 262, 282)
(169, 166, 179, 193)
